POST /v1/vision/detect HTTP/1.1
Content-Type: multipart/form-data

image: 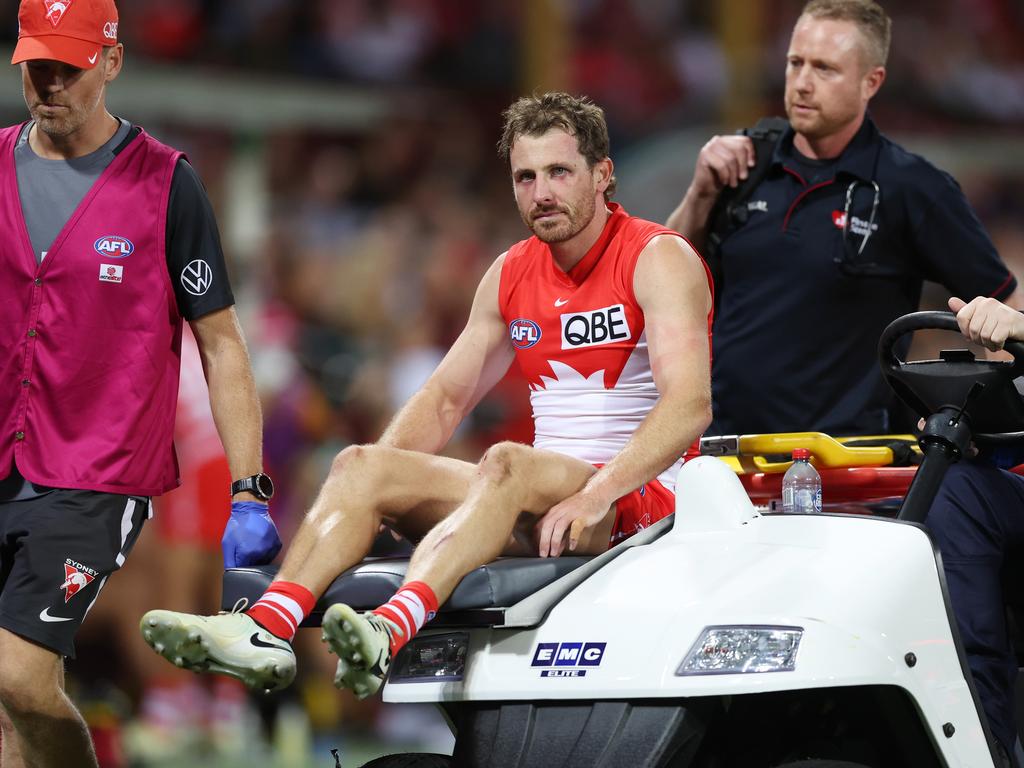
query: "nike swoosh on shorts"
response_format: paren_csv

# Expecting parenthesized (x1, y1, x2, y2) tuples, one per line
(39, 607, 73, 623)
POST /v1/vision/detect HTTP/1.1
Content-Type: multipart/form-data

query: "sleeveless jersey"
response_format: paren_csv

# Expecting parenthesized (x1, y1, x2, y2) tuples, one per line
(498, 203, 712, 491)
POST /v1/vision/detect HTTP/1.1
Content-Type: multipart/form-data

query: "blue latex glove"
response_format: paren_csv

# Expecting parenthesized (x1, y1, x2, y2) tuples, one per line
(222, 501, 282, 568)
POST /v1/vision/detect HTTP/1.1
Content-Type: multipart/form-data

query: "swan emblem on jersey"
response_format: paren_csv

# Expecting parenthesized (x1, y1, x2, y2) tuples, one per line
(531, 359, 606, 392)
(43, 0, 72, 27)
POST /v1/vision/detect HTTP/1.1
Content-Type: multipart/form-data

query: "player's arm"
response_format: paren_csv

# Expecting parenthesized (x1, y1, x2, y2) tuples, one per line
(189, 306, 265, 498)
(378, 254, 516, 454)
(539, 235, 713, 555)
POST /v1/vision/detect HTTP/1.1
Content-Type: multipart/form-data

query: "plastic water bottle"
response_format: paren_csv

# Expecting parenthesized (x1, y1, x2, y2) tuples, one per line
(781, 448, 821, 513)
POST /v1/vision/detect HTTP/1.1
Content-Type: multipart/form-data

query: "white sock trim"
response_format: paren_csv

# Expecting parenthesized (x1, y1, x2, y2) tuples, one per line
(393, 591, 427, 630)
(262, 593, 305, 628)
(256, 601, 297, 634)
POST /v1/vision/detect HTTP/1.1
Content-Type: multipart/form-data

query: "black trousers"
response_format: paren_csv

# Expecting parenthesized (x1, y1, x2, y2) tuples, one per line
(927, 461, 1024, 762)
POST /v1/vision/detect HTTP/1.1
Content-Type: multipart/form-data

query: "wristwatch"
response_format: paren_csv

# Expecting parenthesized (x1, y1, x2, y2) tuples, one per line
(231, 473, 275, 501)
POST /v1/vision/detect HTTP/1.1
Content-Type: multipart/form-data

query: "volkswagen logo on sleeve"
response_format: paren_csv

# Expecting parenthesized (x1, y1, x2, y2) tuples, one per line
(181, 260, 214, 296)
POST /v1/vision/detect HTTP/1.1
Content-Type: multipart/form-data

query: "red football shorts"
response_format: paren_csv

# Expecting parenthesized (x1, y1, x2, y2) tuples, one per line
(156, 455, 232, 548)
(609, 478, 675, 547)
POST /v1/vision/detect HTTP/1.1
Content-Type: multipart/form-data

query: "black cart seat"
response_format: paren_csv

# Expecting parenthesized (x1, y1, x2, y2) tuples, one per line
(221, 516, 673, 629)
(222, 556, 592, 628)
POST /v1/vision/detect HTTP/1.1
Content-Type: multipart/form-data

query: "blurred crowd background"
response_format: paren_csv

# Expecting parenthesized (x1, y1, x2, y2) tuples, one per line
(2, 0, 1024, 765)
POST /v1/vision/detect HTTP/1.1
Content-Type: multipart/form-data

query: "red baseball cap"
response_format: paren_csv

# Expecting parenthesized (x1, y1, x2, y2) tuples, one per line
(11, 0, 119, 70)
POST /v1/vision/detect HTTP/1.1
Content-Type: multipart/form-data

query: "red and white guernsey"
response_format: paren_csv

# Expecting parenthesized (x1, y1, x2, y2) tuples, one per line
(498, 203, 712, 492)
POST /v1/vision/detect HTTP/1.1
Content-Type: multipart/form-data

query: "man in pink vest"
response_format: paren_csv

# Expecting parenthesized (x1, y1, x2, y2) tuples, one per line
(140, 93, 714, 704)
(0, 2, 281, 766)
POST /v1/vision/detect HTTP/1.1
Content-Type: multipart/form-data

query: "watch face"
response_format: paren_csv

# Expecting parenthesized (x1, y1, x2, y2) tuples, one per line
(255, 473, 275, 499)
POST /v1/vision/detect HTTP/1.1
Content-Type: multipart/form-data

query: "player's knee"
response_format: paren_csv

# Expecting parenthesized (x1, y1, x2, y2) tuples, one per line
(478, 442, 528, 484)
(324, 444, 395, 514)
(331, 443, 367, 472)
(329, 443, 381, 482)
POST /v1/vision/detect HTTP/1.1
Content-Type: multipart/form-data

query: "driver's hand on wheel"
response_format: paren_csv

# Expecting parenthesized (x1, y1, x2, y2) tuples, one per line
(949, 296, 1024, 351)
(537, 489, 610, 558)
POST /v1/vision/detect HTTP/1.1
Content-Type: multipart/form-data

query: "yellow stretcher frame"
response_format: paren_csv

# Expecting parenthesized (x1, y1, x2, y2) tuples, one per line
(705, 432, 920, 474)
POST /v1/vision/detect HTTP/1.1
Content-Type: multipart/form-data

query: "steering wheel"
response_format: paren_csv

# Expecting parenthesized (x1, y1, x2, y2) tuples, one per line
(878, 311, 1024, 443)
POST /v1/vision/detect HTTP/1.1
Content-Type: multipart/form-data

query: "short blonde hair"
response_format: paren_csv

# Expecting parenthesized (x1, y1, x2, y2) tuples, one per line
(802, 0, 891, 68)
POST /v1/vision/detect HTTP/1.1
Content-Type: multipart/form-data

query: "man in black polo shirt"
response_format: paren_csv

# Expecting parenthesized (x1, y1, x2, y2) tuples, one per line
(667, 0, 1020, 437)
(668, 1, 1024, 764)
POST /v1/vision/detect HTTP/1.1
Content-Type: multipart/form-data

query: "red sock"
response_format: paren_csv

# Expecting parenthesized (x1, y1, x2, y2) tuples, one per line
(372, 581, 439, 656)
(245, 581, 316, 642)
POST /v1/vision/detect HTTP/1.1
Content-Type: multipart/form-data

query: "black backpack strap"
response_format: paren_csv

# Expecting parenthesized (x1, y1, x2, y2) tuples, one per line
(703, 116, 790, 303)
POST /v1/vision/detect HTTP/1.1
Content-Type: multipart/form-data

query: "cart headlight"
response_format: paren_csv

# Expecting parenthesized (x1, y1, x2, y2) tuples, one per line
(389, 632, 469, 683)
(677, 625, 803, 676)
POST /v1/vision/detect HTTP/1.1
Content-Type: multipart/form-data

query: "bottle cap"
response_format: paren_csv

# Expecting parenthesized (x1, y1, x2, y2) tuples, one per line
(792, 448, 810, 460)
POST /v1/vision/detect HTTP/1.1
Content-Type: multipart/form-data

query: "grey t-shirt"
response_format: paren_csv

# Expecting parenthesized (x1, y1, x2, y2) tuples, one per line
(16, 118, 133, 263)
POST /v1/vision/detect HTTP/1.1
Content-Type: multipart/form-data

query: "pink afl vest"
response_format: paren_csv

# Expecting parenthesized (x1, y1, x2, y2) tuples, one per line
(0, 123, 184, 496)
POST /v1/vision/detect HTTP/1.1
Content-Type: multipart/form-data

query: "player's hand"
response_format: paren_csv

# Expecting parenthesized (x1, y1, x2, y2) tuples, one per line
(222, 501, 282, 568)
(536, 489, 611, 558)
(949, 296, 1024, 351)
(690, 135, 756, 198)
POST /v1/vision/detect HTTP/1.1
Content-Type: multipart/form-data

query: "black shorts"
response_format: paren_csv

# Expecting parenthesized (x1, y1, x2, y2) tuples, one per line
(0, 488, 149, 658)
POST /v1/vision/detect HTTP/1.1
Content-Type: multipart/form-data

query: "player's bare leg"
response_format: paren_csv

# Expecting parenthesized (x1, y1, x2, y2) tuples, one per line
(141, 444, 477, 690)
(323, 442, 617, 696)
(274, 444, 478, 595)
(406, 441, 615, 598)
(0, 629, 98, 768)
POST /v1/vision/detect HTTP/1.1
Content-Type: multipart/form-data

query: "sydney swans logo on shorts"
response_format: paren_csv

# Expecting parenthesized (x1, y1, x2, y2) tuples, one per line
(509, 318, 542, 349)
(181, 260, 213, 296)
(43, 0, 71, 27)
(94, 235, 134, 258)
(61, 560, 97, 602)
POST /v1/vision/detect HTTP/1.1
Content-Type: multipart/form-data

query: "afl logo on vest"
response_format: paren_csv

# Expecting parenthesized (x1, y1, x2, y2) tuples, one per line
(94, 236, 135, 258)
(561, 304, 631, 350)
(509, 318, 542, 350)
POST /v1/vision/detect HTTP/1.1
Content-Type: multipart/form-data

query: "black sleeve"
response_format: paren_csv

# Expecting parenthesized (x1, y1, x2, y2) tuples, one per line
(166, 158, 235, 320)
(911, 167, 1017, 301)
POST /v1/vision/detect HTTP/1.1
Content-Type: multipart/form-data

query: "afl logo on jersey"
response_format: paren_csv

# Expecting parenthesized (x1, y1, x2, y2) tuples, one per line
(94, 236, 134, 259)
(509, 318, 542, 349)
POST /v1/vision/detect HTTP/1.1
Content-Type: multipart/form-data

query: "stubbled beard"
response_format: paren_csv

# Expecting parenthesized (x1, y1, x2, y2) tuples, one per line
(528, 194, 596, 244)
(33, 109, 80, 138)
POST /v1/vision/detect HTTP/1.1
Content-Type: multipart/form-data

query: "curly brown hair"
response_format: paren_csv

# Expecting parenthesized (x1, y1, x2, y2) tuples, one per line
(497, 92, 616, 200)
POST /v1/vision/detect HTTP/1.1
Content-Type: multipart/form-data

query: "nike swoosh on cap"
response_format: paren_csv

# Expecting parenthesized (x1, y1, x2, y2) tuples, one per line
(88, 53, 98, 64)
(39, 607, 73, 623)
